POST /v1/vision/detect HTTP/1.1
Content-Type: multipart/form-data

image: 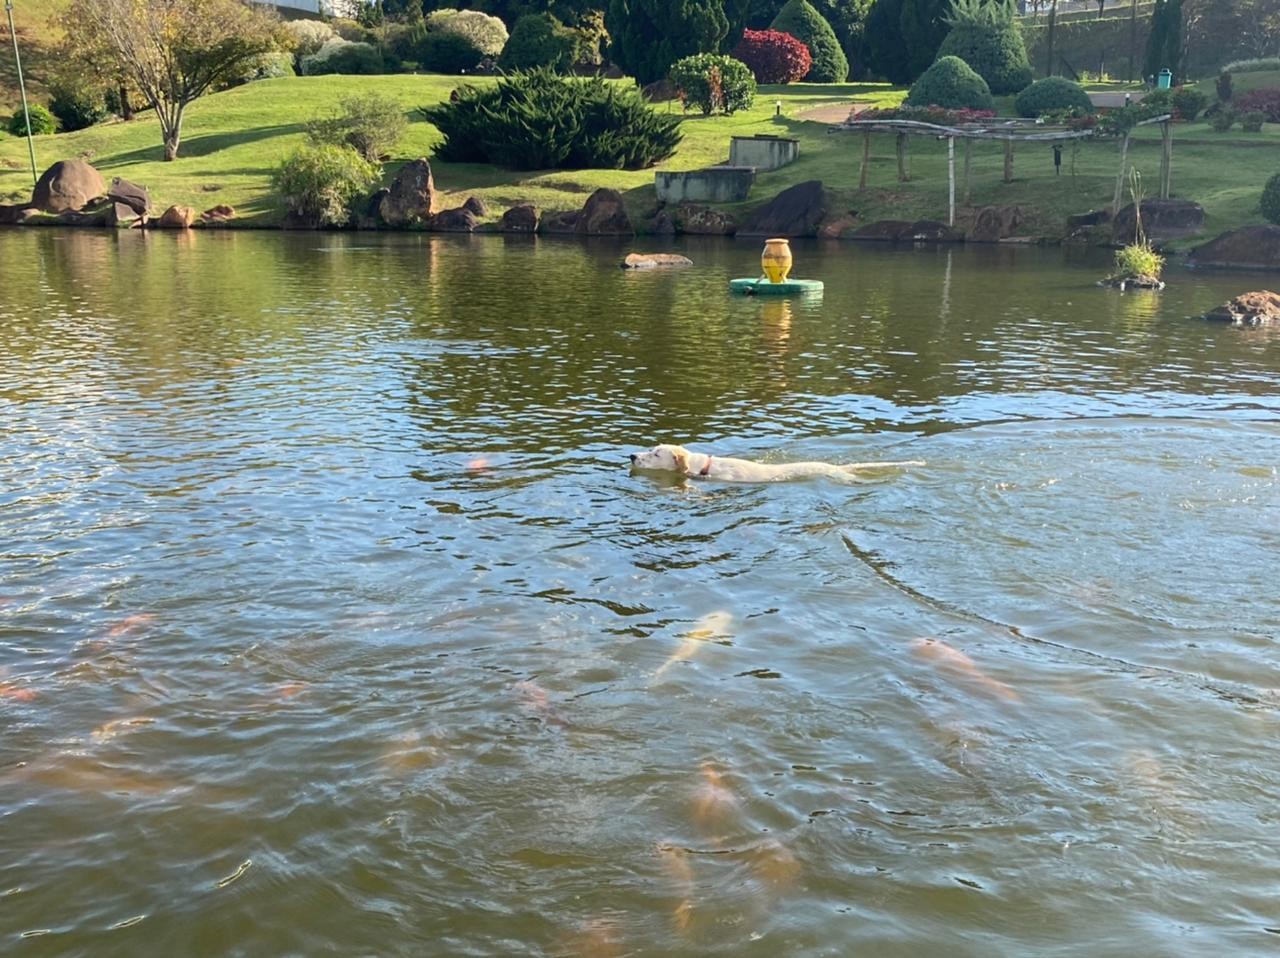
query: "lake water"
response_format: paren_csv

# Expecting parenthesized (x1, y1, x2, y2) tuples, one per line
(2, 229, 1279, 957)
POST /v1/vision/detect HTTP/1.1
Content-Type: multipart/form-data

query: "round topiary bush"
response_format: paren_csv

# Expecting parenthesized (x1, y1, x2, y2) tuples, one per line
(1171, 86, 1207, 121)
(417, 31, 484, 74)
(302, 39, 388, 76)
(936, 0, 1033, 95)
(498, 12, 576, 72)
(1014, 76, 1094, 118)
(8, 104, 57, 137)
(905, 55, 994, 111)
(731, 28, 812, 84)
(1260, 172, 1280, 224)
(669, 54, 757, 116)
(427, 9, 508, 58)
(48, 80, 107, 132)
(770, 0, 848, 83)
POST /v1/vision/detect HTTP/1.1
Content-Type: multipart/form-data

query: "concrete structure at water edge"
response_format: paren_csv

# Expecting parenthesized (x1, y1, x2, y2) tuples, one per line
(654, 135, 800, 205)
(728, 135, 800, 171)
(655, 166, 755, 204)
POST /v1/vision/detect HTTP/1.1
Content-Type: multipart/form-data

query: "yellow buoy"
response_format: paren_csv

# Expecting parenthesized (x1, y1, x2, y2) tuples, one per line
(761, 237, 793, 284)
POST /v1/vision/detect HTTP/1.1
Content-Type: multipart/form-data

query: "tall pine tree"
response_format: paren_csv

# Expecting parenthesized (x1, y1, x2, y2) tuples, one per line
(606, 0, 729, 84)
(865, 0, 911, 84)
(1162, 0, 1182, 83)
(1143, 0, 1167, 82)
(899, 0, 951, 80)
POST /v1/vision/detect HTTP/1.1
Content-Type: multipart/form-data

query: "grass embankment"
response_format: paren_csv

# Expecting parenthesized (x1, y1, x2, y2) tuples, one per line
(0, 0, 69, 114)
(0, 69, 1277, 238)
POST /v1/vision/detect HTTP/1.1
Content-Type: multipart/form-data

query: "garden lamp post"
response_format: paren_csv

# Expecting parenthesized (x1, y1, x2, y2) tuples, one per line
(4, 0, 38, 185)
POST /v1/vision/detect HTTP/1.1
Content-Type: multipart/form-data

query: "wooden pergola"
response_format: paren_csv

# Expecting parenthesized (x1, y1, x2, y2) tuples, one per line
(834, 113, 1174, 226)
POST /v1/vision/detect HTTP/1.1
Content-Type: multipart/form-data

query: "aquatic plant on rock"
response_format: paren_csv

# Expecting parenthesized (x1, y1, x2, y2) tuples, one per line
(1101, 243, 1165, 290)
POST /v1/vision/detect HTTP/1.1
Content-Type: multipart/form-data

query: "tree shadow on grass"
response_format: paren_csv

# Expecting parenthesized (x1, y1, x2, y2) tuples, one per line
(98, 123, 308, 166)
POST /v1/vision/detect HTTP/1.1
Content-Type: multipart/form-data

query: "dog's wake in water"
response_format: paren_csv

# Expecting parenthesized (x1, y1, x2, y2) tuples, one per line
(629, 443, 924, 482)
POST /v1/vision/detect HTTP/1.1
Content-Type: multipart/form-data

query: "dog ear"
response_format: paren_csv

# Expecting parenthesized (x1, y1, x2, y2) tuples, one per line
(672, 449, 690, 474)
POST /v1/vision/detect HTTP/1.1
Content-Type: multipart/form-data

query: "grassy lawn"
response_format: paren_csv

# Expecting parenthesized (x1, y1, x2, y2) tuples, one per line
(0, 69, 1276, 239)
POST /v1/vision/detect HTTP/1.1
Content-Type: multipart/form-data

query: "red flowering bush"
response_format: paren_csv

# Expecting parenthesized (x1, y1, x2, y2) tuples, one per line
(731, 29, 811, 85)
(1235, 88, 1280, 123)
(855, 105, 996, 125)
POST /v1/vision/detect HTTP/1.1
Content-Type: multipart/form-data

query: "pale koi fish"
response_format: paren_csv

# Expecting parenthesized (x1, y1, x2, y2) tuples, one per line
(658, 843, 695, 933)
(691, 761, 740, 834)
(911, 637, 1021, 703)
(512, 679, 568, 728)
(91, 716, 156, 743)
(107, 614, 156, 639)
(653, 611, 734, 679)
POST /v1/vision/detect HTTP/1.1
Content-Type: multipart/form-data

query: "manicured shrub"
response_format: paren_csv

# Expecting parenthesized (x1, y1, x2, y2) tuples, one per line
(47, 80, 107, 132)
(936, 0, 1031, 96)
(1014, 76, 1093, 118)
(307, 93, 407, 163)
(669, 53, 757, 116)
(417, 31, 484, 74)
(273, 144, 381, 228)
(732, 28, 812, 85)
(1222, 57, 1280, 74)
(1140, 88, 1174, 114)
(770, 0, 848, 82)
(498, 13, 576, 72)
(302, 39, 388, 76)
(1216, 70, 1232, 103)
(905, 55, 993, 111)
(8, 104, 56, 137)
(1209, 109, 1235, 132)
(285, 19, 337, 67)
(1262, 173, 1280, 224)
(1241, 110, 1266, 133)
(1235, 89, 1280, 123)
(1171, 86, 1206, 121)
(421, 70, 683, 170)
(428, 9, 508, 57)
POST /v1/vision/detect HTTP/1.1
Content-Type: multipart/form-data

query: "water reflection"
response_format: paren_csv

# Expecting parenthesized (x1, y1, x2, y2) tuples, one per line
(2, 231, 1280, 956)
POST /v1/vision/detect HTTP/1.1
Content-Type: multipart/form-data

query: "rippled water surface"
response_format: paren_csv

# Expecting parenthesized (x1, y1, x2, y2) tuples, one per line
(2, 230, 1279, 956)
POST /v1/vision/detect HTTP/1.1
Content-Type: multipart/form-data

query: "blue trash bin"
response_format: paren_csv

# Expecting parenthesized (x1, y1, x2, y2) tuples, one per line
(1158, 69, 1173, 90)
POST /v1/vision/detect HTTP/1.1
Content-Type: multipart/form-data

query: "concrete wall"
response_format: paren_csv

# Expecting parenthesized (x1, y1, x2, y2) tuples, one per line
(728, 136, 799, 172)
(655, 167, 755, 205)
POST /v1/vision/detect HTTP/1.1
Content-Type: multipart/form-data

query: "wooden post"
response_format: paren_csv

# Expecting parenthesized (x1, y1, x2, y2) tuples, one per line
(948, 136, 956, 227)
(1003, 140, 1014, 183)
(1112, 132, 1131, 215)
(859, 129, 871, 190)
(896, 132, 910, 182)
(1160, 120, 1173, 198)
(962, 138, 973, 205)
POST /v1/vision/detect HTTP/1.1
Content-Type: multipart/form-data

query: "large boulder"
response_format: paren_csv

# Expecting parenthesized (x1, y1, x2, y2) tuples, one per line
(462, 195, 489, 218)
(1187, 225, 1280, 271)
(108, 177, 150, 216)
(31, 160, 106, 213)
(156, 205, 195, 229)
(576, 188, 633, 236)
(379, 158, 436, 227)
(1202, 290, 1280, 325)
(500, 204, 539, 232)
(0, 203, 35, 225)
(200, 204, 235, 226)
(108, 202, 144, 228)
(967, 205, 1022, 242)
(428, 206, 479, 232)
(737, 180, 828, 237)
(538, 210, 581, 234)
(674, 203, 736, 235)
(356, 189, 389, 230)
(1111, 199, 1204, 245)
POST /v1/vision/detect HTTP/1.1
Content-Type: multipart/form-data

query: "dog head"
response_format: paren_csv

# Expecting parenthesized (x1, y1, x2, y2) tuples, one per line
(629, 444, 692, 474)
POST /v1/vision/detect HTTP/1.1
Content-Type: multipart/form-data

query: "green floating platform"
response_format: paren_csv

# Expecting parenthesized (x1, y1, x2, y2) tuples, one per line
(729, 277, 824, 296)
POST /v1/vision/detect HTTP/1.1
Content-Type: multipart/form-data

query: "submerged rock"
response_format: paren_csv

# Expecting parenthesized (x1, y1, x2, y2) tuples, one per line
(500, 204, 539, 232)
(1202, 290, 1280, 325)
(1098, 274, 1165, 290)
(621, 253, 693, 269)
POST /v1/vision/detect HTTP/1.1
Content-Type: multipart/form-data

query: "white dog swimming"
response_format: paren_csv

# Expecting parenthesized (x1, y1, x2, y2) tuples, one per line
(629, 443, 923, 482)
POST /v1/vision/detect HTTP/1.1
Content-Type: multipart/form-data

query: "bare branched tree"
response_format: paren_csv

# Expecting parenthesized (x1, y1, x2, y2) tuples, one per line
(61, 0, 286, 161)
